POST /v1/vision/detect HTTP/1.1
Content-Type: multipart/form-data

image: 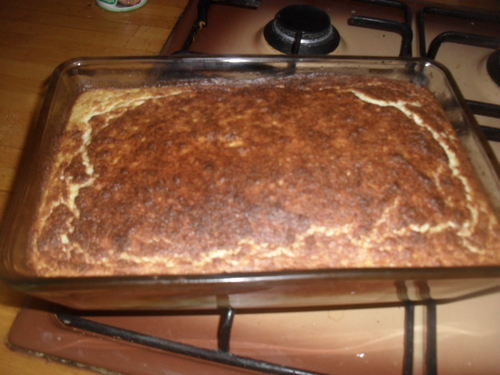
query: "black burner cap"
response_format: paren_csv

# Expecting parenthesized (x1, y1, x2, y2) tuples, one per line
(487, 49, 500, 86)
(264, 5, 340, 55)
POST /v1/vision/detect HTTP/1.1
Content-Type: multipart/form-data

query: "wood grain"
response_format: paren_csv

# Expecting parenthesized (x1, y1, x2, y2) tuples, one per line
(0, 1, 186, 374)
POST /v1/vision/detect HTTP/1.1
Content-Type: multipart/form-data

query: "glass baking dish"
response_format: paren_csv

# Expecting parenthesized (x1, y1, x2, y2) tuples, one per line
(1, 56, 499, 311)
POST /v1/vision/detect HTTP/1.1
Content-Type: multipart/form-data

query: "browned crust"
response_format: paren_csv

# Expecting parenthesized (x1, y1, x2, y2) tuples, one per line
(28, 74, 500, 276)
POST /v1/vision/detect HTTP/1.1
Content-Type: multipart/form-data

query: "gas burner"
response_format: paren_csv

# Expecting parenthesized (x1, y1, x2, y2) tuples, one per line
(487, 49, 500, 86)
(264, 5, 340, 55)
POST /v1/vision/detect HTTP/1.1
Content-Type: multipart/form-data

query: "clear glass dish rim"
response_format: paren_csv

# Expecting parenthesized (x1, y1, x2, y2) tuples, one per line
(1, 55, 499, 295)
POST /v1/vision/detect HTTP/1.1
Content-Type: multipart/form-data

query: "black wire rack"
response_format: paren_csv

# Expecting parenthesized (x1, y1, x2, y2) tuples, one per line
(54, 283, 500, 375)
(57, 305, 427, 375)
(55, 284, 440, 375)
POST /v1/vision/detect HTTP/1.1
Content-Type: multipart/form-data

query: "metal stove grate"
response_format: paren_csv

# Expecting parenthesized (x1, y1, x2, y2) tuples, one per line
(177, 0, 414, 57)
(348, 0, 413, 57)
(178, 0, 262, 53)
(417, 6, 500, 143)
(56, 286, 439, 375)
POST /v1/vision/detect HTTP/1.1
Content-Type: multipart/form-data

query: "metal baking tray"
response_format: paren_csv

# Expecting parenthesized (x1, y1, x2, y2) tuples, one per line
(1, 56, 499, 310)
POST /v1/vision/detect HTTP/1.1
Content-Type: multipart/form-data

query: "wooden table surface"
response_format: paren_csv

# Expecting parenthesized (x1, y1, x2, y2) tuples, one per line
(0, 1, 186, 373)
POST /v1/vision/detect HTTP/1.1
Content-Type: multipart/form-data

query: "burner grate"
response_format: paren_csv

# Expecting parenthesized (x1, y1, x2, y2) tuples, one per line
(175, 0, 414, 57)
(417, 7, 500, 58)
(9, 286, 500, 375)
(348, 0, 413, 57)
(179, 0, 262, 53)
(417, 6, 500, 143)
(55, 287, 441, 375)
(58, 308, 325, 375)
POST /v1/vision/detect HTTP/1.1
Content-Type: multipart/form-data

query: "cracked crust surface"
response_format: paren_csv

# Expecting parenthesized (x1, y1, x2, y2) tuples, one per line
(28, 74, 500, 276)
